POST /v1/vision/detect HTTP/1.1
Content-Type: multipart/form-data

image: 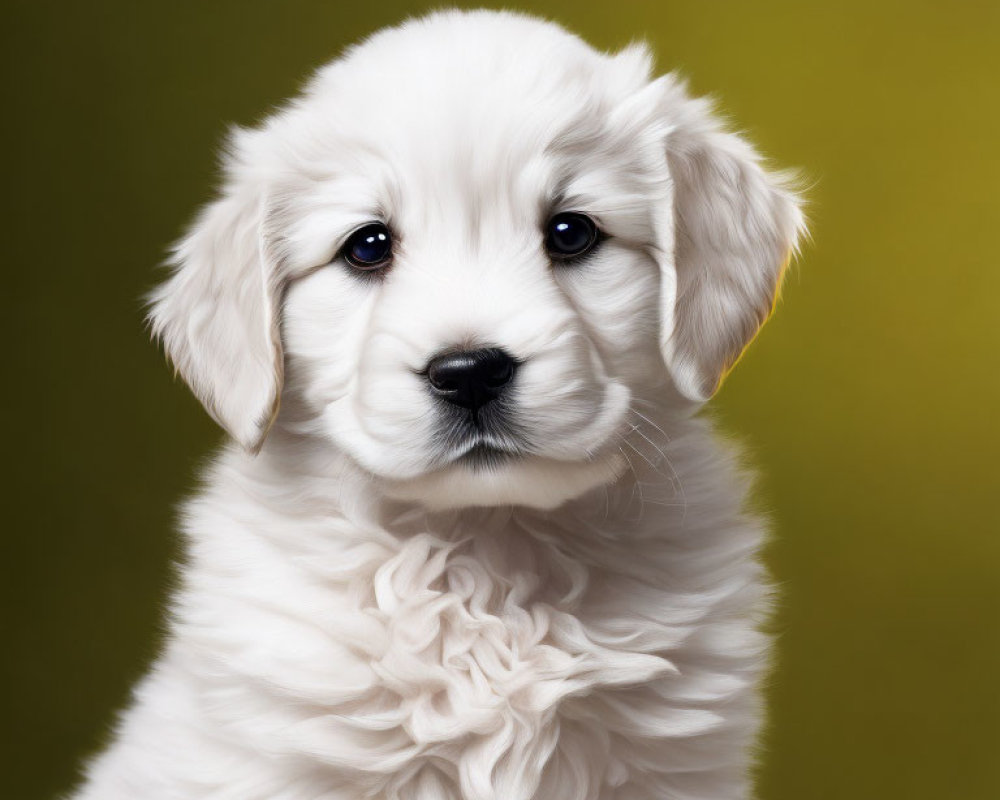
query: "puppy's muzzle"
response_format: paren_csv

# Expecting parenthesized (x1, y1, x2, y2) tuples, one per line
(425, 348, 518, 412)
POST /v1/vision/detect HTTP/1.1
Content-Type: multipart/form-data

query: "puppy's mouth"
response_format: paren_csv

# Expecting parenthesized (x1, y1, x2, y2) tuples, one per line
(455, 442, 521, 470)
(435, 402, 529, 470)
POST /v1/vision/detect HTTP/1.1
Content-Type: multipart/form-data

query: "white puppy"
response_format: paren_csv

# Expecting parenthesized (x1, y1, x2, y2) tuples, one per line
(72, 9, 803, 800)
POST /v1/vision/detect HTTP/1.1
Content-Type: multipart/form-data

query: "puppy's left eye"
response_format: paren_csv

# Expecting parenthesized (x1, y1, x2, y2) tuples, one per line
(545, 212, 600, 261)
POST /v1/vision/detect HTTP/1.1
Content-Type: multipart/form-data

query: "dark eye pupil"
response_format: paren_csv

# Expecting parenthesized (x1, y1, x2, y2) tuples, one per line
(547, 213, 598, 259)
(345, 223, 392, 268)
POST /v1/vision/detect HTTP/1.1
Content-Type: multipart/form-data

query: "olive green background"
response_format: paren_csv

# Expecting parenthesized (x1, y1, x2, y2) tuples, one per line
(3, 1, 998, 797)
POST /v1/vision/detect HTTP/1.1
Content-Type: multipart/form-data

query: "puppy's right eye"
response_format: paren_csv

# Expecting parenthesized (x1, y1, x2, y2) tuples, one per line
(341, 223, 392, 271)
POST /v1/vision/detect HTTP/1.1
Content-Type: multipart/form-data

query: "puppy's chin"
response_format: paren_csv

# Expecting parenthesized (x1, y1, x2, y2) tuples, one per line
(380, 451, 628, 511)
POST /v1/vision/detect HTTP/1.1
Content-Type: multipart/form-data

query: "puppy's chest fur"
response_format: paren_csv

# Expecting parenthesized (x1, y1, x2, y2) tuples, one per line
(162, 434, 767, 800)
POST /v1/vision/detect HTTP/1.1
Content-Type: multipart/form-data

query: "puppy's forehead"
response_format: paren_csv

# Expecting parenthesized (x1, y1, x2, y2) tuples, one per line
(273, 13, 653, 206)
(313, 12, 643, 125)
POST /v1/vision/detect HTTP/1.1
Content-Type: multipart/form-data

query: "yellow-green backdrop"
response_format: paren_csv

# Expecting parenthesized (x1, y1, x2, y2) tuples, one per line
(2, 1, 998, 798)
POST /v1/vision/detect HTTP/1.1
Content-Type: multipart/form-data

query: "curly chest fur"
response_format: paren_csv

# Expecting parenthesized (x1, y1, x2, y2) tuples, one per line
(163, 446, 769, 800)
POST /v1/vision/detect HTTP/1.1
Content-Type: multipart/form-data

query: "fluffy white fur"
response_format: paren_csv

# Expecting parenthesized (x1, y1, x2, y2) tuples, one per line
(71, 10, 803, 800)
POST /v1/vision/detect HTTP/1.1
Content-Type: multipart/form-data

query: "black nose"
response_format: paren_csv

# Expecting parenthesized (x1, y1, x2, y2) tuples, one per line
(425, 348, 517, 411)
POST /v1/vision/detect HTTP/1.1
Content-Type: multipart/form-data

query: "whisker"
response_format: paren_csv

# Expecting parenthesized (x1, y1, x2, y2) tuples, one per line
(623, 406, 689, 521)
(629, 406, 673, 444)
(622, 436, 660, 471)
(617, 444, 646, 524)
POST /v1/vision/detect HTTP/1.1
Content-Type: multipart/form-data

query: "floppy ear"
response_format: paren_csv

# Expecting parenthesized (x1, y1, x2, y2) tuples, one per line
(653, 76, 805, 402)
(147, 132, 283, 453)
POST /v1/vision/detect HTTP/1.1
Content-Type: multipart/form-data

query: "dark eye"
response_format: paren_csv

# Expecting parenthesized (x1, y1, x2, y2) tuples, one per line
(342, 223, 392, 270)
(545, 212, 599, 260)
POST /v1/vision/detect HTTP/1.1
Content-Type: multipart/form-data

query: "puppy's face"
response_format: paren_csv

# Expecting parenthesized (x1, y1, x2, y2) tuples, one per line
(149, 11, 802, 510)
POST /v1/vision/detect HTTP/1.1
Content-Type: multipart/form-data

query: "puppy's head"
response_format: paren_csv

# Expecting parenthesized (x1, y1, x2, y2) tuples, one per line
(148, 10, 803, 510)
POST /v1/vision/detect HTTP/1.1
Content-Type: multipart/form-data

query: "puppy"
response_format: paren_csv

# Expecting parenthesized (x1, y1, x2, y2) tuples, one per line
(71, 9, 803, 800)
